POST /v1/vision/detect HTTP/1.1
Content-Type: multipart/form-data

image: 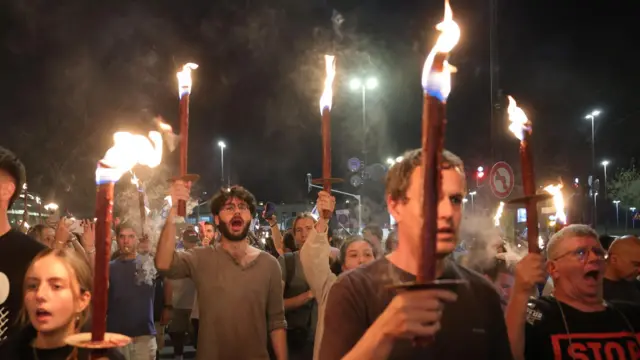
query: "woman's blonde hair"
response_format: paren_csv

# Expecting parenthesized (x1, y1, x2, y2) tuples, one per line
(19, 249, 93, 332)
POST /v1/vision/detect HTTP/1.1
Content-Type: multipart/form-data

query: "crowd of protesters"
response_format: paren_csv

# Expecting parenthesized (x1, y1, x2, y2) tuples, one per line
(1, 144, 640, 360)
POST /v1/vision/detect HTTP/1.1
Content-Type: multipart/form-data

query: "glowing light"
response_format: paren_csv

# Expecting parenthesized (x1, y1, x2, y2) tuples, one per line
(96, 131, 163, 184)
(538, 236, 545, 249)
(386, 157, 395, 165)
(44, 203, 59, 212)
(319, 55, 336, 114)
(544, 183, 566, 225)
(493, 201, 505, 227)
(421, 0, 460, 101)
(177, 63, 199, 98)
(507, 95, 531, 141)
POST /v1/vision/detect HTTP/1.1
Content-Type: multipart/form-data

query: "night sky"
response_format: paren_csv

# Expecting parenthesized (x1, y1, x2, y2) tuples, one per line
(1, 0, 638, 215)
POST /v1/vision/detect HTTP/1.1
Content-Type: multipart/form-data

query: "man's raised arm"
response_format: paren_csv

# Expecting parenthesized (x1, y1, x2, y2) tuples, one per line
(155, 180, 192, 276)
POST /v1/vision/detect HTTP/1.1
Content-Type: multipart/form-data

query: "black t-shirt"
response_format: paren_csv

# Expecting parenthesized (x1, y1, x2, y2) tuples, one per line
(525, 296, 640, 359)
(604, 278, 640, 304)
(319, 257, 513, 360)
(0, 325, 125, 360)
(0, 230, 46, 343)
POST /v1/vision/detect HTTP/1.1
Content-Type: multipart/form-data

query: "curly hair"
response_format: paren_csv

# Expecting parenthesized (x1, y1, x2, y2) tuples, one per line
(385, 148, 465, 203)
(0, 146, 26, 209)
(209, 185, 257, 216)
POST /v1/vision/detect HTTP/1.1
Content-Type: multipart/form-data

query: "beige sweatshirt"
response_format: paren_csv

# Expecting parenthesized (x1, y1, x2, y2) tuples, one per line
(299, 228, 336, 360)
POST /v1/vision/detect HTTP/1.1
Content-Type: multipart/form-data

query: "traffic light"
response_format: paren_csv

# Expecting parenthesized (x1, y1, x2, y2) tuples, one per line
(476, 166, 485, 188)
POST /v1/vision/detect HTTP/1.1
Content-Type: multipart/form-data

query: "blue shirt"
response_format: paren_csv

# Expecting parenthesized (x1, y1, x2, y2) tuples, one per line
(106, 255, 156, 337)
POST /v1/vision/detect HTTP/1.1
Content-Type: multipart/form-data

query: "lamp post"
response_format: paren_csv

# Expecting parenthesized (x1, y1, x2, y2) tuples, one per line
(218, 141, 226, 185)
(602, 160, 610, 233)
(632, 207, 637, 229)
(469, 191, 477, 213)
(613, 200, 620, 227)
(585, 109, 601, 225)
(350, 77, 378, 164)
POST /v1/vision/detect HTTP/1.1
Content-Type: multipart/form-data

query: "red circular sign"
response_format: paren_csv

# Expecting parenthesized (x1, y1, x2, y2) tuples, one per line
(489, 162, 515, 199)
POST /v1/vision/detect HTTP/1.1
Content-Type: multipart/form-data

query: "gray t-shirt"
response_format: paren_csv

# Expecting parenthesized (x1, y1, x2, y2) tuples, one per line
(162, 245, 286, 360)
(278, 251, 318, 337)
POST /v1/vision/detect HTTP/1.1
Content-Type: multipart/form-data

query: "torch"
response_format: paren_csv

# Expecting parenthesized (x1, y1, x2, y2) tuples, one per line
(506, 96, 550, 253)
(312, 55, 341, 220)
(66, 131, 163, 357)
(544, 183, 567, 233)
(417, 0, 460, 283)
(130, 172, 149, 239)
(176, 63, 199, 217)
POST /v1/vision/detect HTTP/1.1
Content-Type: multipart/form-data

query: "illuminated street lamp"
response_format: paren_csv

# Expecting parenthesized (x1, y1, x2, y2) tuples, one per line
(218, 141, 226, 185)
(350, 76, 379, 164)
(469, 191, 477, 212)
(613, 200, 620, 227)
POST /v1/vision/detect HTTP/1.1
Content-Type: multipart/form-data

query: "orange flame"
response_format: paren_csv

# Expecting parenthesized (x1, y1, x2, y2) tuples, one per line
(421, 0, 460, 100)
(319, 55, 336, 114)
(96, 131, 163, 183)
(544, 183, 567, 224)
(177, 63, 199, 98)
(507, 96, 531, 141)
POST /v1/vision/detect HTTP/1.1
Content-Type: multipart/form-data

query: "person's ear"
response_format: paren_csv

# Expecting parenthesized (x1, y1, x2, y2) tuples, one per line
(76, 290, 91, 314)
(387, 195, 403, 224)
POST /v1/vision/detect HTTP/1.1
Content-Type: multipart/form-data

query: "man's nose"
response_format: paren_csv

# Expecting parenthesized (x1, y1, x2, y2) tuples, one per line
(437, 196, 454, 219)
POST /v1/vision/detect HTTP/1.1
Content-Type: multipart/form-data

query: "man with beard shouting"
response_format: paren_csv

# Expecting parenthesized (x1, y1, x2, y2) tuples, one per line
(156, 182, 287, 360)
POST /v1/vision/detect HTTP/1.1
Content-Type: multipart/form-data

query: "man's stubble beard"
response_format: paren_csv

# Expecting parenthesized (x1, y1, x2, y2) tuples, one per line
(218, 220, 250, 242)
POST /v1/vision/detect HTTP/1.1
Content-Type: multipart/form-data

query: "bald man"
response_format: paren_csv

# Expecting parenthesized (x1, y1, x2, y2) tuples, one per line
(603, 235, 640, 303)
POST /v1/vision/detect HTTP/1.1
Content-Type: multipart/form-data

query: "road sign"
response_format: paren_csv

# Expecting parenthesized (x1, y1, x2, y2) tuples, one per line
(347, 158, 362, 172)
(489, 161, 515, 199)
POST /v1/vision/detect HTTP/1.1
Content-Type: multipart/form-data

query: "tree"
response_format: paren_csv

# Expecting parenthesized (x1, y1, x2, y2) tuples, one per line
(607, 164, 640, 208)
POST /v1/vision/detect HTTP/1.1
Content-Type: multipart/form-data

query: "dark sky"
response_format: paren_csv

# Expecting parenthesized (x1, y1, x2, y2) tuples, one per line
(1, 0, 638, 214)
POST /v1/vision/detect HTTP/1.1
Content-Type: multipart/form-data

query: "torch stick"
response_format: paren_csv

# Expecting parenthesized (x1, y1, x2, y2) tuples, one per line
(92, 163, 115, 349)
(419, 52, 447, 283)
(313, 55, 341, 219)
(520, 132, 541, 253)
(176, 63, 199, 217)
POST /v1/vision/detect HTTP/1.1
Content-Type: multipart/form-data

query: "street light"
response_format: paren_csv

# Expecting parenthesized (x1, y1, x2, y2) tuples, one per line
(602, 160, 610, 233)
(350, 76, 378, 164)
(613, 200, 620, 227)
(218, 141, 226, 185)
(469, 191, 477, 212)
(585, 109, 601, 226)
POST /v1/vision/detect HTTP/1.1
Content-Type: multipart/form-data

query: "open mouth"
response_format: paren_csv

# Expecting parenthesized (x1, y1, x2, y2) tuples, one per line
(437, 228, 454, 239)
(230, 218, 244, 231)
(584, 270, 600, 282)
(35, 309, 52, 321)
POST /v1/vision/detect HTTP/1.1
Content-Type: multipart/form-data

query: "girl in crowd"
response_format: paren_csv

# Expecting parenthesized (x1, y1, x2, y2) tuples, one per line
(0, 249, 124, 360)
(300, 233, 377, 360)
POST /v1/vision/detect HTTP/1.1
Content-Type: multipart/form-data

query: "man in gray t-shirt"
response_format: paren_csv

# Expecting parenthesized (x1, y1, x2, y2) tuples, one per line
(156, 184, 287, 360)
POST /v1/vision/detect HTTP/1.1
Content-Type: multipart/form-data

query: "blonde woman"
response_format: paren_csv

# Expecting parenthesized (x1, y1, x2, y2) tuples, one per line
(0, 249, 124, 360)
(300, 191, 376, 360)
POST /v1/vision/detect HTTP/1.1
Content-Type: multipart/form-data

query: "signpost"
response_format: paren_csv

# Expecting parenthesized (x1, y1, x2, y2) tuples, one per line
(489, 161, 515, 199)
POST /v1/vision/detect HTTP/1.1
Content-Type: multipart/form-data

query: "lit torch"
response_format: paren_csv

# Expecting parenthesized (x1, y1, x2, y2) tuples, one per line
(418, 0, 460, 283)
(506, 96, 550, 253)
(176, 63, 199, 217)
(313, 54, 340, 220)
(544, 183, 567, 232)
(86, 131, 162, 355)
(130, 172, 150, 238)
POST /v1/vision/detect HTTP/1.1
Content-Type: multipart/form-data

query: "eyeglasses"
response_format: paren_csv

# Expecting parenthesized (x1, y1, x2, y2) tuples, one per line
(221, 203, 250, 213)
(554, 246, 607, 262)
